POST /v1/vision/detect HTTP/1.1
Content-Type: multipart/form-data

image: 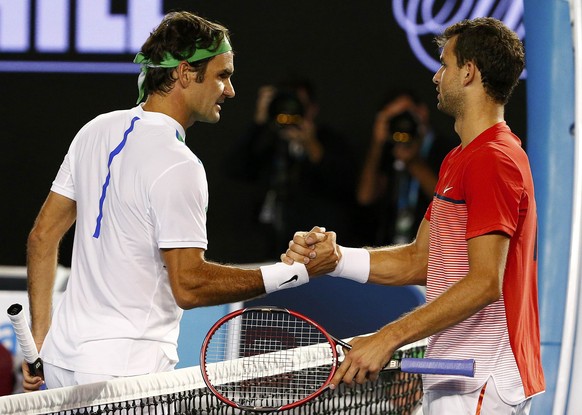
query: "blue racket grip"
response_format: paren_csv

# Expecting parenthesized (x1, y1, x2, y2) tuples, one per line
(400, 358, 475, 377)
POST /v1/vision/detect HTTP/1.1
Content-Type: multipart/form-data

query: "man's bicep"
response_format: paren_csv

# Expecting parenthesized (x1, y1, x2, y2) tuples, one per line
(405, 218, 430, 285)
(161, 247, 204, 285)
(161, 247, 210, 309)
(33, 191, 77, 237)
(162, 245, 204, 264)
(368, 219, 430, 286)
(467, 233, 510, 293)
(413, 218, 430, 256)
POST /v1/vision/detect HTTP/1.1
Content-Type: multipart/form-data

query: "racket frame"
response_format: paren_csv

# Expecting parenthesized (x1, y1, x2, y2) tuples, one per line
(201, 306, 475, 412)
(200, 306, 340, 412)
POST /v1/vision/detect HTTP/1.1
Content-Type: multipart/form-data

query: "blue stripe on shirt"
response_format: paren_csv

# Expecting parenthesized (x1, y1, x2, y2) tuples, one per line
(93, 116, 140, 238)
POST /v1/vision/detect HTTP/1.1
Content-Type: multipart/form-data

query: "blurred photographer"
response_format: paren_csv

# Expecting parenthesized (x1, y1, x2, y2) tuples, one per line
(356, 90, 455, 245)
(227, 78, 357, 260)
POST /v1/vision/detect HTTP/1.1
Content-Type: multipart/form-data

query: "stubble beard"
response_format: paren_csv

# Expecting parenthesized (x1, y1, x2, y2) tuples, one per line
(438, 90, 463, 119)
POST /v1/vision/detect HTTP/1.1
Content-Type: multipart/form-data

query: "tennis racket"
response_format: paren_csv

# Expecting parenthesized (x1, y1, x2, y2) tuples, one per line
(200, 306, 475, 412)
(6, 303, 44, 377)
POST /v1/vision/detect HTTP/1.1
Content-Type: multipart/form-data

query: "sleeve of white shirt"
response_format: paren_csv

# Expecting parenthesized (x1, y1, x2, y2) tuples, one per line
(51, 151, 76, 200)
(149, 158, 209, 250)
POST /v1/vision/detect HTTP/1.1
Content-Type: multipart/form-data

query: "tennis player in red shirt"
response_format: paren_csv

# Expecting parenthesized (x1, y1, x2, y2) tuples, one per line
(284, 17, 545, 414)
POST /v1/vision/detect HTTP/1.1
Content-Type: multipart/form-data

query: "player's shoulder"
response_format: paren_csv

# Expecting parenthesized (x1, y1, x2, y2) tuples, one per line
(93, 107, 135, 121)
(79, 107, 138, 133)
(465, 132, 531, 189)
(469, 123, 525, 160)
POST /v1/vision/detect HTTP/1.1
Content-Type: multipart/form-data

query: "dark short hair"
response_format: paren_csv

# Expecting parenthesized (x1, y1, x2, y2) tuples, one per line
(435, 17, 524, 104)
(140, 11, 230, 97)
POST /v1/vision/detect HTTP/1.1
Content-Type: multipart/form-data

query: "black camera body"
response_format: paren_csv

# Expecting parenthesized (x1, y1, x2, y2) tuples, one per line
(268, 90, 305, 126)
(388, 111, 420, 145)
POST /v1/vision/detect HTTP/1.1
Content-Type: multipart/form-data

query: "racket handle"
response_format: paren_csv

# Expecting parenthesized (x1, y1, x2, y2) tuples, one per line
(6, 303, 44, 377)
(400, 358, 475, 377)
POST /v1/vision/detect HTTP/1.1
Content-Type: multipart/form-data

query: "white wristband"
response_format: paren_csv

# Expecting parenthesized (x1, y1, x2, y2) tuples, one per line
(328, 246, 370, 283)
(260, 262, 309, 294)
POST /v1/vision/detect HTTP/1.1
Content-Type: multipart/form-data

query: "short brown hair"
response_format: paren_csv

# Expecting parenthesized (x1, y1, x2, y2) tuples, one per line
(435, 17, 524, 104)
(140, 11, 230, 97)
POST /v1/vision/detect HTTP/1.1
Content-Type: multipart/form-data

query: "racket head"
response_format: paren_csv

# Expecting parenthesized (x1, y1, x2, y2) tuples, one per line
(200, 306, 339, 412)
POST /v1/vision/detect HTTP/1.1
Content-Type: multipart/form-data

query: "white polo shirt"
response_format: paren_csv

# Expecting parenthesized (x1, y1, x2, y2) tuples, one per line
(41, 105, 209, 376)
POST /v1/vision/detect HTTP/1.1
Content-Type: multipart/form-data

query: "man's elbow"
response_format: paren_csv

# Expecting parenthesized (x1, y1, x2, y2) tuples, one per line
(27, 227, 53, 255)
(483, 276, 503, 305)
(171, 279, 213, 310)
(27, 229, 41, 251)
(172, 290, 205, 310)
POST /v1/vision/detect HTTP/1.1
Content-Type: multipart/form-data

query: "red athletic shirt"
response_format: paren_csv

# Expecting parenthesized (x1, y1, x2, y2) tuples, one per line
(424, 122, 545, 402)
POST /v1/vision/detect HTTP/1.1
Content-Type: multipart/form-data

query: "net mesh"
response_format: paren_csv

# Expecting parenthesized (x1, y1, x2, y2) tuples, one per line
(202, 309, 338, 410)
(0, 340, 425, 415)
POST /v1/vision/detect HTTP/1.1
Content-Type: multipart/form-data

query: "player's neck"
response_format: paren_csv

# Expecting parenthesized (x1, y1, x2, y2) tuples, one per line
(142, 93, 191, 130)
(454, 100, 504, 148)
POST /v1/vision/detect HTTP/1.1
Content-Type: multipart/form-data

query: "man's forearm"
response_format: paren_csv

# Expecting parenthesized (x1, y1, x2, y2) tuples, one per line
(378, 270, 500, 351)
(26, 192, 77, 345)
(26, 236, 59, 345)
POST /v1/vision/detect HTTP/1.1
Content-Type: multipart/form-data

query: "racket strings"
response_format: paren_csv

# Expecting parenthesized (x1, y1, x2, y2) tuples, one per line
(204, 310, 335, 409)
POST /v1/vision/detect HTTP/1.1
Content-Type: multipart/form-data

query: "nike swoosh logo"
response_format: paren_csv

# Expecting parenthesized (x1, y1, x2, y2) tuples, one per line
(279, 275, 299, 287)
(443, 186, 453, 194)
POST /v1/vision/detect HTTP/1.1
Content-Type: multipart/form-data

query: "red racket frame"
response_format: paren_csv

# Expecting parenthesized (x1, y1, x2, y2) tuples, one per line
(200, 306, 340, 412)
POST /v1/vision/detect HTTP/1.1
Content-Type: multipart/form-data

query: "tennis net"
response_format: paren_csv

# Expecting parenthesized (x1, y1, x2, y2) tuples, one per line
(0, 339, 426, 415)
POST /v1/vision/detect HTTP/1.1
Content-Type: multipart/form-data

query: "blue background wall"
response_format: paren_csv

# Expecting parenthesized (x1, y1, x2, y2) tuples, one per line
(524, 0, 575, 412)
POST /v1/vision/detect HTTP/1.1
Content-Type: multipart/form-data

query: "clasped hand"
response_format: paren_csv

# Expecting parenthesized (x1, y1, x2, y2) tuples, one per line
(280, 226, 397, 389)
(281, 226, 340, 276)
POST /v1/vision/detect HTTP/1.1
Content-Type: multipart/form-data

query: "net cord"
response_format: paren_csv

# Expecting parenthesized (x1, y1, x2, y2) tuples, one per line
(206, 342, 334, 385)
(0, 336, 427, 415)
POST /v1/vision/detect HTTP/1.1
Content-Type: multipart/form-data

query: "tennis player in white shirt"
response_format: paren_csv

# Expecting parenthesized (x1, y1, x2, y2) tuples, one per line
(23, 11, 339, 391)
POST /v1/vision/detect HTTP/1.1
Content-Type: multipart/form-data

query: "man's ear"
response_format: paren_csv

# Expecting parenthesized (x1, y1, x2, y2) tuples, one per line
(462, 61, 477, 86)
(176, 61, 192, 87)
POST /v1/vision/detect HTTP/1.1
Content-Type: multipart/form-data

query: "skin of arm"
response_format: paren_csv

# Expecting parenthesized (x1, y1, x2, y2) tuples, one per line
(161, 248, 266, 309)
(356, 108, 392, 205)
(253, 85, 276, 125)
(23, 200, 338, 390)
(357, 97, 437, 205)
(282, 220, 430, 287)
(367, 218, 430, 286)
(161, 230, 339, 310)
(330, 232, 509, 388)
(282, 223, 509, 388)
(279, 118, 324, 164)
(24, 191, 77, 391)
(252, 84, 324, 164)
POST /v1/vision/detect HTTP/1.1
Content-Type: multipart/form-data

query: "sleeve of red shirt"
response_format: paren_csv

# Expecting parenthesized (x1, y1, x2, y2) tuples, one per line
(463, 147, 524, 240)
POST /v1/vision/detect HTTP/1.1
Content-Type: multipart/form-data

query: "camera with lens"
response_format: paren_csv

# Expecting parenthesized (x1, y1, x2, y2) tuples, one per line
(388, 111, 420, 145)
(268, 90, 305, 127)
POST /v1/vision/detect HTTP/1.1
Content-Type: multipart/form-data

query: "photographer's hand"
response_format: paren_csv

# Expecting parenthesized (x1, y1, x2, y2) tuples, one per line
(254, 85, 277, 125)
(372, 107, 392, 146)
(279, 119, 323, 163)
(358, 98, 418, 205)
(374, 97, 419, 145)
(358, 107, 394, 205)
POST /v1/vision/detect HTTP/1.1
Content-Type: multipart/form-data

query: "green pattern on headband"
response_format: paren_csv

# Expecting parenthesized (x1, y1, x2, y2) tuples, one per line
(133, 36, 232, 104)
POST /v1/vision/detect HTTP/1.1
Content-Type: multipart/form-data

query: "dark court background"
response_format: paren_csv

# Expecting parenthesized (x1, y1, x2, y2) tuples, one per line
(0, 0, 526, 267)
